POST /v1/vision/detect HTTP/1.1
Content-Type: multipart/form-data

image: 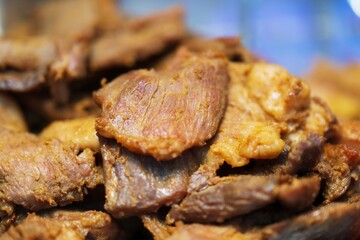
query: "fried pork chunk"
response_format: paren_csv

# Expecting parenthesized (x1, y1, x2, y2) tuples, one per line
(0, 93, 27, 132)
(40, 117, 99, 151)
(0, 128, 102, 212)
(100, 138, 203, 218)
(1, 210, 119, 240)
(36, 0, 122, 41)
(90, 6, 186, 71)
(211, 63, 310, 168)
(94, 48, 229, 160)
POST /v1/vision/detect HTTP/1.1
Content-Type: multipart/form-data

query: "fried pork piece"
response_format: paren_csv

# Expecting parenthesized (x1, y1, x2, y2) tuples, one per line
(167, 175, 320, 224)
(0, 93, 27, 132)
(314, 144, 360, 203)
(306, 60, 360, 120)
(94, 48, 228, 160)
(90, 6, 185, 71)
(42, 210, 119, 240)
(0, 37, 56, 71)
(1, 210, 118, 240)
(40, 117, 99, 151)
(0, 37, 55, 91)
(338, 120, 360, 151)
(208, 63, 310, 168)
(167, 223, 257, 240)
(141, 215, 173, 240)
(36, 0, 122, 41)
(100, 138, 203, 218)
(261, 202, 360, 240)
(0, 128, 102, 211)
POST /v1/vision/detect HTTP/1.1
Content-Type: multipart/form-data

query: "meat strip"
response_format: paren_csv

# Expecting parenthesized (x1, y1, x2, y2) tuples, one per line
(100, 138, 203, 218)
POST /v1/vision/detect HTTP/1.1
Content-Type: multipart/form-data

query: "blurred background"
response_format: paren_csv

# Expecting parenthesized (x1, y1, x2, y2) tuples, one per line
(120, 0, 360, 75)
(1, 0, 360, 74)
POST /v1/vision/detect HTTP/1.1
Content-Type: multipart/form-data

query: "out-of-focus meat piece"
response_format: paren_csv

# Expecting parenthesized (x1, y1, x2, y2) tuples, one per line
(94, 48, 228, 160)
(314, 144, 360, 203)
(100, 138, 203, 218)
(261, 202, 360, 240)
(167, 175, 320, 224)
(0, 93, 27, 132)
(142, 215, 173, 240)
(247, 63, 310, 123)
(0, 69, 46, 92)
(0, 37, 56, 71)
(166, 223, 259, 240)
(183, 37, 257, 62)
(40, 117, 99, 151)
(37, 0, 122, 41)
(339, 120, 360, 151)
(49, 42, 88, 82)
(304, 97, 337, 136)
(209, 63, 288, 168)
(90, 6, 185, 71)
(0, 128, 102, 211)
(42, 210, 119, 240)
(0, 214, 82, 240)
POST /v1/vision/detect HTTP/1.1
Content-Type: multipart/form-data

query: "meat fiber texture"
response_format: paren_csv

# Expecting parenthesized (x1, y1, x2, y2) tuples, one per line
(94, 48, 229, 160)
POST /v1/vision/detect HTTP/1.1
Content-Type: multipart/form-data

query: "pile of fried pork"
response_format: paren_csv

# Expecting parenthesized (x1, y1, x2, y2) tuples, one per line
(0, 1, 360, 239)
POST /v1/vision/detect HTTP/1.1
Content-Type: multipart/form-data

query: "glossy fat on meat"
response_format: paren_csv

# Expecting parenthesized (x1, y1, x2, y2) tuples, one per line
(94, 48, 229, 160)
(36, 0, 122, 41)
(90, 6, 185, 71)
(167, 175, 320, 224)
(0, 128, 102, 211)
(0, 93, 27, 132)
(40, 117, 99, 151)
(100, 138, 203, 218)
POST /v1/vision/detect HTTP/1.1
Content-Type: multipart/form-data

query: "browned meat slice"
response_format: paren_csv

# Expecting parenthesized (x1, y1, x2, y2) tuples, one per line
(0, 69, 46, 92)
(261, 202, 360, 240)
(42, 210, 120, 240)
(166, 223, 259, 240)
(0, 93, 27, 132)
(94, 48, 228, 160)
(0, 214, 82, 240)
(100, 138, 203, 218)
(167, 175, 320, 224)
(36, 0, 122, 41)
(0, 128, 102, 211)
(90, 6, 185, 71)
(314, 144, 360, 203)
(40, 117, 99, 151)
(0, 37, 56, 71)
(1, 210, 118, 240)
(141, 215, 173, 240)
(183, 37, 257, 63)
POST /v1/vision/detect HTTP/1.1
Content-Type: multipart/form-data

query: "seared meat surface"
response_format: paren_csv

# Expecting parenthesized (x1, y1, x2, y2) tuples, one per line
(0, 128, 102, 211)
(94, 48, 229, 160)
(100, 138, 203, 218)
